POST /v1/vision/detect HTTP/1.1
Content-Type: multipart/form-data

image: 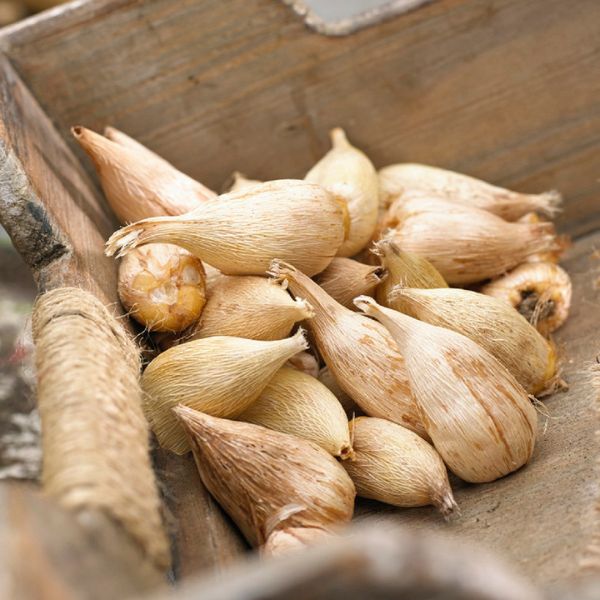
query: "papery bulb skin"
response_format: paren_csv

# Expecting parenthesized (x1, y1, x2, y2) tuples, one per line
(306, 128, 379, 257)
(378, 163, 561, 221)
(142, 330, 308, 454)
(72, 126, 214, 223)
(238, 367, 353, 459)
(175, 407, 356, 547)
(190, 275, 313, 341)
(354, 297, 538, 484)
(315, 257, 386, 310)
(373, 239, 447, 311)
(388, 286, 557, 395)
(269, 260, 424, 437)
(106, 180, 346, 277)
(381, 195, 557, 284)
(343, 417, 457, 516)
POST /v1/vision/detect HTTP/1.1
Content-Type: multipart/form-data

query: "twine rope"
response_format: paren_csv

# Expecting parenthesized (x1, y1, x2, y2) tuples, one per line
(32, 287, 170, 570)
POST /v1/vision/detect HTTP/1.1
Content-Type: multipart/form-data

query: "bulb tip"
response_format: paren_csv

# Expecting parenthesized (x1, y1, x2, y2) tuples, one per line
(171, 403, 189, 420)
(372, 236, 401, 260)
(71, 125, 84, 138)
(330, 127, 349, 148)
(173, 403, 211, 432)
(339, 444, 355, 461)
(435, 490, 459, 521)
(105, 227, 143, 258)
(267, 259, 297, 281)
(103, 125, 118, 139)
(388, 283, 408, 303)
(295, 297, 315, 320)
(539, 189, 563, 216)
(353, 295, 376, 312)
(369, 242, 383, 258)
(370, 266, 387, 284)
(292, 327, 309, 351)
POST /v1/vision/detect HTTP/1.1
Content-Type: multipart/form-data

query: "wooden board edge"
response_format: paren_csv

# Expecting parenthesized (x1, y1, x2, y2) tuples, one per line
(0, 0, 131, 49)
(0, 0, 436, 45)
(282, 0, 436, 36)
(0, 53, 122, 309)
(0, 54, 73, 290)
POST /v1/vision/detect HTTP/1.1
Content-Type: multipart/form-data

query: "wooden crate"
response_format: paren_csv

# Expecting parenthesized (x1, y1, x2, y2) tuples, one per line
(0, 0, 599, 597)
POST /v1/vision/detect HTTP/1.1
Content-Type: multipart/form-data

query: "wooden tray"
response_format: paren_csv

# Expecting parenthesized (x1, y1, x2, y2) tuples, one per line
(0, 0, 598, 597)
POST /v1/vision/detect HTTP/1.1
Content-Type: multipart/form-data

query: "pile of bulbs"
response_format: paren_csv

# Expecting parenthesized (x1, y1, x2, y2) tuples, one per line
(73, 124, 572, 556)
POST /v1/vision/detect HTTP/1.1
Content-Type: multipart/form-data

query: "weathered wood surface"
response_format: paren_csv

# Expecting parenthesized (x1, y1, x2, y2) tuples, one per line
(356, 230, 600, 585)
(0, 57, 245, 577)
(0, 0, 598, 593)
(0, 482, 165, 600)
(151, 522, 542, 600)
(154, 451, 247, 580)
(0, 55, 118, 308)
(0, 0, 599, 238)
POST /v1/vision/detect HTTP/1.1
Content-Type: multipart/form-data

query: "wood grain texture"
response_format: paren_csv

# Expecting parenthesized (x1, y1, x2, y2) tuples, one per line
(356, 229, 600, 585)
(0, 482, 165, 600)
(0, 55, 118, 308)
(0, 0, 598, 592)
(0, 0, 599, 237)
(154, 451, 247, 580)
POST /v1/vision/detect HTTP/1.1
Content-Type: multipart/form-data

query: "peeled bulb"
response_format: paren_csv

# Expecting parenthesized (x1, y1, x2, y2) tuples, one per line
(343, 417, 457, 516)
(318, 367, 362, 418)
(354, 297, 537, 483)
(175, 406, 356, 547)
(72, 126, 214, 223)
(382, 195, 557, 284)
(314, 258, 386, 309)
(378, 163, 561, 220)
(481, 262, 572, 335)
(106, 180, 346, 276)
(262, 527, 333, 557)
(388, 286, 557, 395)
(238, 367, 353, 459)
(142, 330, 308, 454)
(373, 238, 447, 310)
(227, 171, 262, 192)
(269, 260, 423, 437)
(306, 128, 379, 256)
(118, 243, 206, 332)
(190, 275, 313, 341)
(287, 351, 320, 378)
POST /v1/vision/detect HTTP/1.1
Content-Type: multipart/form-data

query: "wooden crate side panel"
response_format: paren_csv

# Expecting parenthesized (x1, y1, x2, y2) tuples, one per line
(0, 0, 598, 588)
(0, 56, 118, 307)
(1, 0, 600, 237)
